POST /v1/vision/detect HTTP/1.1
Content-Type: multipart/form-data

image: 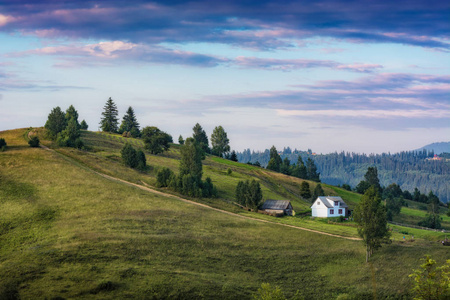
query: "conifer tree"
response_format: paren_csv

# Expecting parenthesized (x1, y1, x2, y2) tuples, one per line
(119, 106, 140, 137)
(100, 97, 119, 133)
(192, 123, 209, 154)
(300, 181, 311, 199)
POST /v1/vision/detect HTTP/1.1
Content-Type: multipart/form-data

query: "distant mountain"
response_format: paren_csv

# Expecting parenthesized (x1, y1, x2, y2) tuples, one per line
(415, 142, 450, 155)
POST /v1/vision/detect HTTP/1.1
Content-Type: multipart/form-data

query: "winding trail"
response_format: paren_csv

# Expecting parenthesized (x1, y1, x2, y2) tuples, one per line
(39, 142, 362, 241)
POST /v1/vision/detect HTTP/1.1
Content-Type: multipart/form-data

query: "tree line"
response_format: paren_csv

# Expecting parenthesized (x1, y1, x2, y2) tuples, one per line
(237, 147, 450, 203)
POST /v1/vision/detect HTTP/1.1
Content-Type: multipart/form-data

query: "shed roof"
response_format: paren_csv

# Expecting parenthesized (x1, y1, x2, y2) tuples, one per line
(261, 200, 292, 210)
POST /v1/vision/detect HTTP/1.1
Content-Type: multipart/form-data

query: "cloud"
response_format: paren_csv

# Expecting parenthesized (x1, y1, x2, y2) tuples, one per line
(172, 72, 450, 129)
(11, 42, 385, 73)
(234, 57, 382, 73)
(0, 1, 448, 50)
(10, 41, 229, 68)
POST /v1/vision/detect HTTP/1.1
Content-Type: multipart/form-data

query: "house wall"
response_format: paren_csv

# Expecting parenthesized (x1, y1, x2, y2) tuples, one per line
(311, 205, 328, 218)
(311, 200, 346, 218)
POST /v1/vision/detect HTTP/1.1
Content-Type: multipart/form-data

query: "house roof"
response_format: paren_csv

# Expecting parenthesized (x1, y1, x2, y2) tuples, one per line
(313, 196, 348, 208)
(261, 200, 292, 210)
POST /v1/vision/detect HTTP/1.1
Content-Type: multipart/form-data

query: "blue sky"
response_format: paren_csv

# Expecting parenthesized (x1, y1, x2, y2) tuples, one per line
(0, 0, 449, 154)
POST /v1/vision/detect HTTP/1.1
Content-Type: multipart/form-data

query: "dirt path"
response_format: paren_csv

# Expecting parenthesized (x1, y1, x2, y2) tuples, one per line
(40, 143, 362, 241)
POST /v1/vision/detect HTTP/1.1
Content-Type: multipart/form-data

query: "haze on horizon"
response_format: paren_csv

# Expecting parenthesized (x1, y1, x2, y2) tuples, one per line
(0, 0, 449, 154)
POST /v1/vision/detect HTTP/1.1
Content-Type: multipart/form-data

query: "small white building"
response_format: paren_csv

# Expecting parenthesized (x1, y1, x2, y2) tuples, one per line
(311, 196, 348, 218)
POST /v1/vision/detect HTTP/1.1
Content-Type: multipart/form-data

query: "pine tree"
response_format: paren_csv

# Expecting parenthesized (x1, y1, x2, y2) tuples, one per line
(300, 181, 311, 199)
(100, 97, 119, 133)
(230, 150, 238, 162)
(65, 105, 80, 128)
(306, 157, 320, 182)
(80, 120, 89, 130)
(192, 123, 209, 154)
(119, 106, 140, 137)
(312, 184, 325, 200)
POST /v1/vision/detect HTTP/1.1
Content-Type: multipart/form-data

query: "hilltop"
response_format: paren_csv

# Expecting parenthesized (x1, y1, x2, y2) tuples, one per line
(415, 141, 450, 155)
(0, 128, 448, 299)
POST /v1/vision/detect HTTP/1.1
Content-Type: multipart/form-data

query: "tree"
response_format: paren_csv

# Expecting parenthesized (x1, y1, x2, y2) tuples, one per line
(141, 126, 172, 155)
(57, 117, 83, 148)
(364, 166, 381, 192)
(178, 135, 184, 145)
(100, 97, 119, 133)
(192, 123, 209, 154)
(211, 125, 230, 157)
(355, 180, 371, 194)
(409, 255, 450, 300)
(179, 137, 203, 184)
(280, 157, 291, 175)
(65, 105, 80, 128)
(156, 167, 174, 187)
(342, 184, 351, 191)
(28, 136, 40, 147)
(267, 146, 282, 172)
(354, 186, 390, 262)
(292, 155, 307, 179)
(80, 120, 89, 130)
(136, 149, 147, 171)
(300, 181, 311, 199)
(418, 191, 442, 229)
(235, 180, 263, 210)
(312, 184, 325, 200)
(119, 106, 140, 137)
(45, 106, 66, 139)
(306, 158, 320, 182)
(230, 150, 238, 162)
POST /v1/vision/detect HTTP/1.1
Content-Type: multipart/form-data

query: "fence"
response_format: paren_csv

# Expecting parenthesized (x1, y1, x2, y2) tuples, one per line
(388, 221, 446, 233)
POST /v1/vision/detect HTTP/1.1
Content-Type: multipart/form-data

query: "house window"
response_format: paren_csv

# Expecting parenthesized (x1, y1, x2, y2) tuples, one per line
(334, 201, 339, 206)
(317, 201, 320, 205)
(338, 209, 342, 214)
(330, 209, 334, 214)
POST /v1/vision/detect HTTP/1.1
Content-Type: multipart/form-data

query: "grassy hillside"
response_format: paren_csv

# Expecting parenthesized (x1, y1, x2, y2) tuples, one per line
(1, 128, 448, 299)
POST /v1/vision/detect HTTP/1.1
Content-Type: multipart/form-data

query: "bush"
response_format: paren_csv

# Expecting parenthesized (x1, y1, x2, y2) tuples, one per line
(28, 136, 40, 147)
(156, 168, 174, 187)
(0, 138, 7, 151)
(121, 143, 138, 168)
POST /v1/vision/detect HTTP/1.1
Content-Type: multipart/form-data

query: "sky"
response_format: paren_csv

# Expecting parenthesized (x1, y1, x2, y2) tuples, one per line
(0, 0, 449, 154)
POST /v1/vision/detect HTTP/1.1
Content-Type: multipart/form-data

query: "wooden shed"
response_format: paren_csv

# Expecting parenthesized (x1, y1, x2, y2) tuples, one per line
(261, 200, 295, 216)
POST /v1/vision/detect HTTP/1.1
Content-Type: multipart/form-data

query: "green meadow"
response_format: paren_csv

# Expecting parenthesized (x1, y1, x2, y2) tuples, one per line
(0, 128, 448, 299)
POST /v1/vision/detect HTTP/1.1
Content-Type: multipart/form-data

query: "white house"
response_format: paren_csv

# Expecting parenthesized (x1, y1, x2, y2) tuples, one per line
(311, 196, 348, 218)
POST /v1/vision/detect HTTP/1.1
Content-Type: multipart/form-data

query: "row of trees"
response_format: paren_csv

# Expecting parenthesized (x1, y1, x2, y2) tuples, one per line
(179, 123, 231, 158)
(237, 147, 450, 203)
(266, 146, 320, 182)
(100, 97, 141, 137)
(45, 105, 87, 149)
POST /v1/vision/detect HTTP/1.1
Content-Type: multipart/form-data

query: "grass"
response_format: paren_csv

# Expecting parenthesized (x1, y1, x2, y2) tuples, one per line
(1, 128, 449, 299)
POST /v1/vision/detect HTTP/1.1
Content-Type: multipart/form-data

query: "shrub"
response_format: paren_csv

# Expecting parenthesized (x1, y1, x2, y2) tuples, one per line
(0, 138, 7, 151)
(227, 168, 232, 175)
(28, 136, 40, 147)
(121, 143, 138, 168)
(156, 168, 174, 187)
